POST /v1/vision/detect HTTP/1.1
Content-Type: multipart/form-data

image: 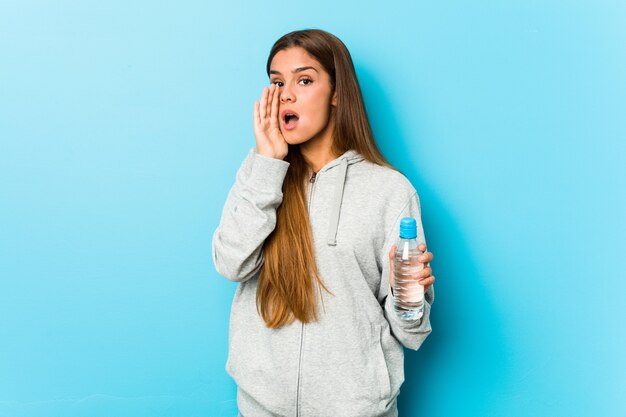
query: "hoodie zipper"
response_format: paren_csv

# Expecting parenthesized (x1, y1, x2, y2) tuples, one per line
(296, 171, 317, 417)
(295, 322, 305, 417)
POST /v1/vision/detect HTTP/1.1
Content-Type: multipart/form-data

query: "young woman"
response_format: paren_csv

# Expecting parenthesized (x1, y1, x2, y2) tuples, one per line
(212, 28, 436, 417)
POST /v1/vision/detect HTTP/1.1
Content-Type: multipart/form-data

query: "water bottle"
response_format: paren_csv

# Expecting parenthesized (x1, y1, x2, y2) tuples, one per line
(393, 217, 425, 320)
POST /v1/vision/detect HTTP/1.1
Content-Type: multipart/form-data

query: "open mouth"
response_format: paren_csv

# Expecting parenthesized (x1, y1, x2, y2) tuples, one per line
(282, 112, 300, 130)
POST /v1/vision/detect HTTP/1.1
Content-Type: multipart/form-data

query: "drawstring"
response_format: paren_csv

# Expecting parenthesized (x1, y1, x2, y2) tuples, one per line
(326, 157, 348, 246)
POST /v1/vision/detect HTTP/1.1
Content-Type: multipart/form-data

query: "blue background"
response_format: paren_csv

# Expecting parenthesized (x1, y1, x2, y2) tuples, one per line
(1, 1, 625, 416)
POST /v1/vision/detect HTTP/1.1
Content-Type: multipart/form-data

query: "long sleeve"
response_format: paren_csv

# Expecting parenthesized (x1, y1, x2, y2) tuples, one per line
(212, 148, 290, 282)
(379, 189, 435, 351)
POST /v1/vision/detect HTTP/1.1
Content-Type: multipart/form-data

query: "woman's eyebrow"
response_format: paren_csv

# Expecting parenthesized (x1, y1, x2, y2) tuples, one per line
(269, 66, 319, 75)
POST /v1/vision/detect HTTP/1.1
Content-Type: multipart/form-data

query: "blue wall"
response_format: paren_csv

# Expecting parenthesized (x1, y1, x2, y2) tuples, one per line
(1, 1, 624, 416)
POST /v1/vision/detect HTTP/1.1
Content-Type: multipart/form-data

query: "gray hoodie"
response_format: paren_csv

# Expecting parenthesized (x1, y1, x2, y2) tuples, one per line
(212, 148, 434, 417)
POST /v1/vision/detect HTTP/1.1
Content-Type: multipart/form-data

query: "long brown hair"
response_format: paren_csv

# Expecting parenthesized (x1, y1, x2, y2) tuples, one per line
(257, 29, 394, 328)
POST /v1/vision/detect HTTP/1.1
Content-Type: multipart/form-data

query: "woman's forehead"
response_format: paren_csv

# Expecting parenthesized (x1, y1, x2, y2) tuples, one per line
(270, 47, 322, 74)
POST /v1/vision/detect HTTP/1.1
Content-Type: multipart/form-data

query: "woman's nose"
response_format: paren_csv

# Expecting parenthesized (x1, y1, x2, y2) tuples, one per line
(280, 86, 294, 103)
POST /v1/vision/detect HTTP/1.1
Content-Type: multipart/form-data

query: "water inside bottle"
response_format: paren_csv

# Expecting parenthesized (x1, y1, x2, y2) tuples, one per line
(393, 241, 425, 320)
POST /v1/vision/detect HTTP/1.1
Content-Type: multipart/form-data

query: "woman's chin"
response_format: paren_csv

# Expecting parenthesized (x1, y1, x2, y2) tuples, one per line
(283, 134, 306, 145)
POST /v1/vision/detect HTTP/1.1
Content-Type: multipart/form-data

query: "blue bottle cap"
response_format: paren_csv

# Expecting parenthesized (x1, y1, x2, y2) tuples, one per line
(399, 217, 417, 239)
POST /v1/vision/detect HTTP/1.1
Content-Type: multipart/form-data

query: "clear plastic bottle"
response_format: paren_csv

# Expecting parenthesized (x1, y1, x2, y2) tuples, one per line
(393, 217, 425, 320)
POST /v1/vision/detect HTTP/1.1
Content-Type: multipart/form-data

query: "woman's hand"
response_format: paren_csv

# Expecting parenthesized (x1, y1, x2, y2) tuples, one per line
(388, 243, 435, 295)
(253, 83, 288, 160)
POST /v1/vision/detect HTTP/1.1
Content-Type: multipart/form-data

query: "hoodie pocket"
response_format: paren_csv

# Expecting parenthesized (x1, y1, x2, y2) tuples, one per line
(373, 324, 392, 400)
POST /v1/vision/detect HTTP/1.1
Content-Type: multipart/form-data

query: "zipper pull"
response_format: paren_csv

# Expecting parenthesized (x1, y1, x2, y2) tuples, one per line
(309, 172, 317, 183)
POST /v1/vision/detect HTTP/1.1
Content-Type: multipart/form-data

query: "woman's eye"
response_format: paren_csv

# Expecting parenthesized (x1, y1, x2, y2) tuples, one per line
(272, 81, 284, 87)
(300, 78, 312, 85)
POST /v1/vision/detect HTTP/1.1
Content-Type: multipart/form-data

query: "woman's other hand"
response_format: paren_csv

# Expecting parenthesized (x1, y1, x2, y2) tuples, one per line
(388, 243, 435, 294)
(253, 83, 288, 160)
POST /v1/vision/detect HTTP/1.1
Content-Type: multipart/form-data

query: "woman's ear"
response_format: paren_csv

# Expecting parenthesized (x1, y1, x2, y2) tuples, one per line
(331, 90, 337, 106)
